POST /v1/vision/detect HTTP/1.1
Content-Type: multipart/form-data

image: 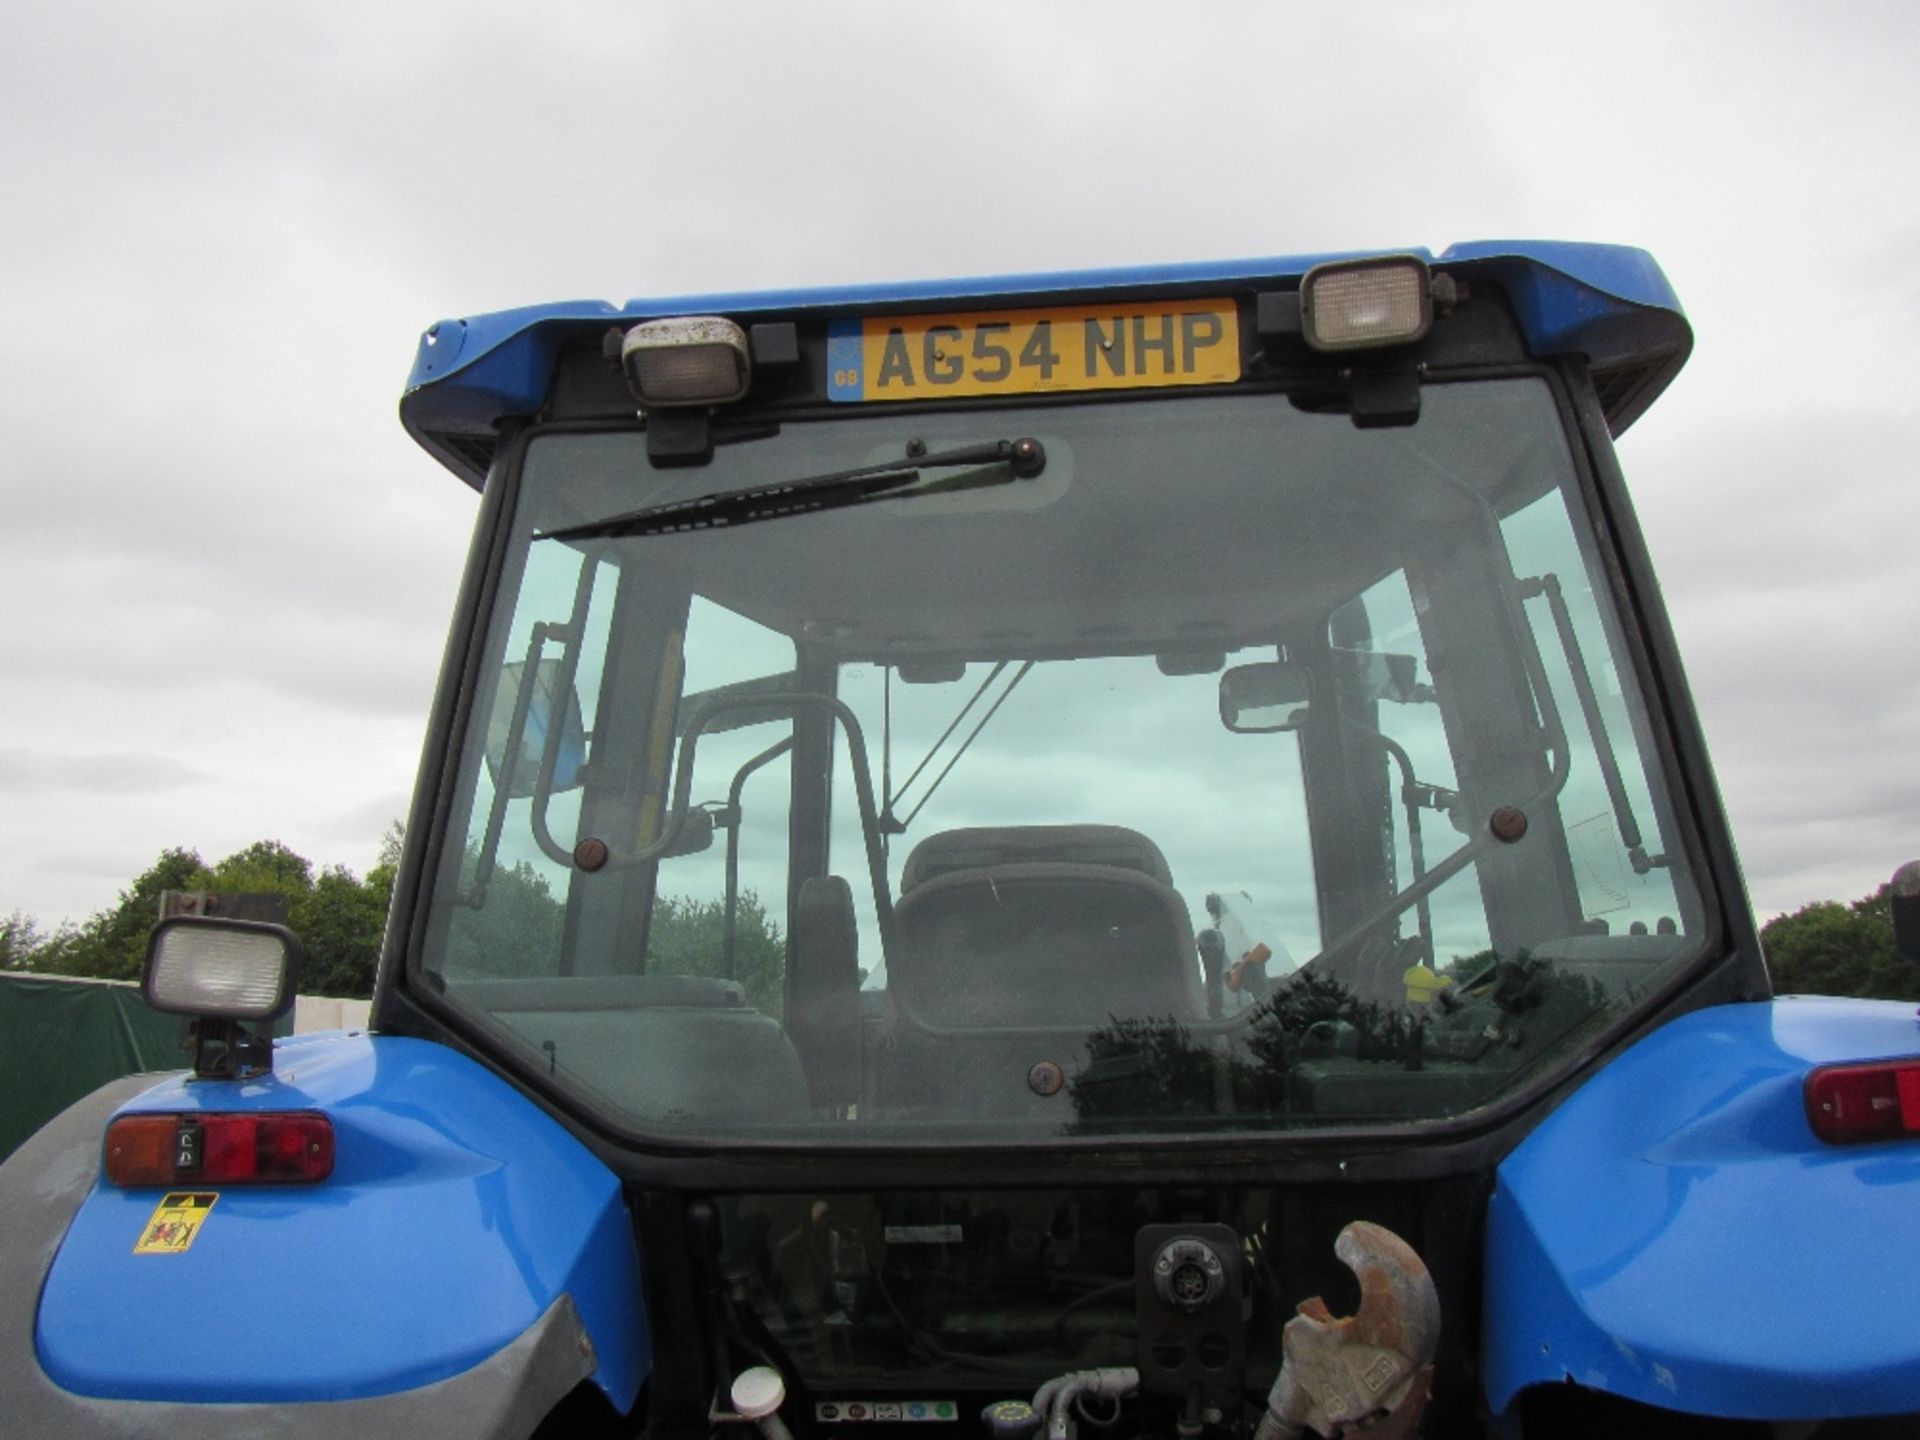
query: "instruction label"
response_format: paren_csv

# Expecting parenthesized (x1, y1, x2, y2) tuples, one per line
(134, 1192, 217, 1255)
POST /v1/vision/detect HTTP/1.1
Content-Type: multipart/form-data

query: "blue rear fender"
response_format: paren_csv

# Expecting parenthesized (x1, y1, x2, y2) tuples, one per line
(1485, 997, 1920, 1421)
(31, 1032, 649, 1410)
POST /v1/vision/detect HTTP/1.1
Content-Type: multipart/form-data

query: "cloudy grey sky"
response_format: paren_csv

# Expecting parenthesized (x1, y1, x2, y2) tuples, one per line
(3, 1, 1914, 929)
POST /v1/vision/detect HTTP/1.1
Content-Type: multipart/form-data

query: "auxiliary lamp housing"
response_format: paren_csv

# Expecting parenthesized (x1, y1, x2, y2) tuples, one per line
(1300, 255, 1435, 353)
(621, 316, 752, 407)
(143, 915, 300, 1023)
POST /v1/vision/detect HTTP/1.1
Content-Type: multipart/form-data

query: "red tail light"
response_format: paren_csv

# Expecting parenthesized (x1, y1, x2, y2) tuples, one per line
(105, 1112, 334, 1186)
(1805, 1060, 1920, 1144)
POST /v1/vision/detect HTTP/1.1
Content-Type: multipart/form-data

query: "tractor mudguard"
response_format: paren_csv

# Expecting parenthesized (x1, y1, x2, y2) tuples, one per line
(1484, 997, 1920, 1421)
(1, 1033, 649, 1436)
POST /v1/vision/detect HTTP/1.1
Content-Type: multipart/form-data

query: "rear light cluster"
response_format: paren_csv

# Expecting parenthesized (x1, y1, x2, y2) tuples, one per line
(105, 1112, 334, 1187)
(1805, 1060, 1920, 1144)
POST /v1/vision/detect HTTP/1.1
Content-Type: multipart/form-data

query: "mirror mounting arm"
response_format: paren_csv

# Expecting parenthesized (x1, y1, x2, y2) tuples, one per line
(464, 550, 603, 907)
(1517, 573, 1668, 875)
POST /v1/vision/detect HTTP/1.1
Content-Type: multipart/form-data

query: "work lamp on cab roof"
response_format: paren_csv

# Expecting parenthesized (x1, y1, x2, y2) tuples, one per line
(621, 316, 752, 406)
(1300, 255, 1434, 352)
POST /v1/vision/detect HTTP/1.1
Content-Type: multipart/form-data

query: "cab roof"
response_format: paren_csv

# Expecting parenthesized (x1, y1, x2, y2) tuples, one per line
(401, 241, 1689, 487)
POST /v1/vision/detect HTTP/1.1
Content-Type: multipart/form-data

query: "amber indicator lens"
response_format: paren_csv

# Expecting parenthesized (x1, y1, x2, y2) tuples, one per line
(103, 1114, 178, 1187)
(1805, 1060, 1920, 1144)
(105, 1112, 334, 1185)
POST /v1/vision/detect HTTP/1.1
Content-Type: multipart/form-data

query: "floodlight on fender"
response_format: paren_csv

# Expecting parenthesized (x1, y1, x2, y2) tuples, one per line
(1300, 256, 1433, 352)
(621, 316, 752, 406)
(143, 916, 299, 1022)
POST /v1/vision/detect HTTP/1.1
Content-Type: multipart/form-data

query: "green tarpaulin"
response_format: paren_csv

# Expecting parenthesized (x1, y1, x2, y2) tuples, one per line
(0, 972, 186, 1161)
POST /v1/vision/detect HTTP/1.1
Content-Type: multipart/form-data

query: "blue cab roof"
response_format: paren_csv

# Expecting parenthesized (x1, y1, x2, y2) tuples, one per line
(402, 241, 1690, 485)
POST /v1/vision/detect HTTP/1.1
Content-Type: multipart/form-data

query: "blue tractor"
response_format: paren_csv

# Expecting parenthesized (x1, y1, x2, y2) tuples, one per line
(8, 243, 1920, 1437)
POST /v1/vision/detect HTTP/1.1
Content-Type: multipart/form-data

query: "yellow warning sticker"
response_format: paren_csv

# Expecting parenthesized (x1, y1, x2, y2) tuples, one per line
(134, 1191, 217, 1255)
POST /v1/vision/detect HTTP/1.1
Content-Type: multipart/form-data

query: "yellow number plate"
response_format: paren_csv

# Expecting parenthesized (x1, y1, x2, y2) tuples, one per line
(827, 299, 1239, 403)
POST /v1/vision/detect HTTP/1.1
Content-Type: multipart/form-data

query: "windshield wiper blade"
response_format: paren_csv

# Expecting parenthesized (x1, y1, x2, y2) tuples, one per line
(540, 436, 1046, 543)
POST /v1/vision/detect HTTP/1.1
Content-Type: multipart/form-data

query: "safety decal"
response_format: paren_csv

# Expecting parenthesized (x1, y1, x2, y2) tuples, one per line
(134, 1191, 218, 1255)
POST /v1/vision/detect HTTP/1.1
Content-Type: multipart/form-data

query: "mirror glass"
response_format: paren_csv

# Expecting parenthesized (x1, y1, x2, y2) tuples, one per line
(1219, 660, 1311, 732)
(661, 806, 717, 858)
(484, 658, 587, 798)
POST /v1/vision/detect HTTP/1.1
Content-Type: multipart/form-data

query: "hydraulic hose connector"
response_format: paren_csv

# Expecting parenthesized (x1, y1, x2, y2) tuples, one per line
(1030, 1367, 1139, 1440)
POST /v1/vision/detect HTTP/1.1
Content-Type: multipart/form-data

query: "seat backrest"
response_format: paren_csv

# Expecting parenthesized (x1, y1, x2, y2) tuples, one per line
(899, 824, 1174, 894)
(788, 875, 864, 1109)
(892, 845, 1203, 1030)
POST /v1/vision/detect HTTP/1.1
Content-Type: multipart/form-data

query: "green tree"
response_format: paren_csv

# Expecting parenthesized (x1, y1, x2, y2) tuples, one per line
(1853, 881, 1894, 929)
(34, 847, 209, 981)
(6, 823, 784, 1010)
(436, 847, 788, 1015)
(645, 891, 786, 1019)
(2, 911, 46, 971)
(10, 839, 394, 1000)
(292, 865, 390, 998)
(376, 819, 406, 872)
(446, 854, 568, 978)
(1762, 885, 1915, 1000)
(208, 839, 314, 897)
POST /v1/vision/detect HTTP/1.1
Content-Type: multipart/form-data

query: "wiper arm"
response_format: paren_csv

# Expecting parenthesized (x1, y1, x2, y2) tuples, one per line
(540, 436, 1046, 543)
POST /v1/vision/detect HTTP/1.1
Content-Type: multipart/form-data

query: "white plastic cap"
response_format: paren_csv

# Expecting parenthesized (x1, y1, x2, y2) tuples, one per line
(731, 1366, 786, 1419)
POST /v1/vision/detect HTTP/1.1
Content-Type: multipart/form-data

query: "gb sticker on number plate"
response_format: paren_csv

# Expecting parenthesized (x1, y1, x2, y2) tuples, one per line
(134, 1191, 218, 1254)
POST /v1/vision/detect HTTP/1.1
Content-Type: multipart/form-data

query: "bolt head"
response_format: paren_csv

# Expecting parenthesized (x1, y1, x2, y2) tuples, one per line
(1489, 806, 1528, 843)
(1026, 1060, 1065, 1097)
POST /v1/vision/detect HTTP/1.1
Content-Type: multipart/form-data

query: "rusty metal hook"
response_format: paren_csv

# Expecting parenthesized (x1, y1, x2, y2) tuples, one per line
(1253, 1221, 1440, 1440)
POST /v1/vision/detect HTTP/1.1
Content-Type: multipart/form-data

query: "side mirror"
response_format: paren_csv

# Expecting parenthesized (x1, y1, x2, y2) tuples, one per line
(1893, 861, 1920, 964)
(1331, 646, 1426, 704)
(662, 806, 718, 859)
(898, 659, 967, 684)
(1220, 661, 1312, 733)
(486, 659, 586, 798)
(1157, 650, 1227, 678)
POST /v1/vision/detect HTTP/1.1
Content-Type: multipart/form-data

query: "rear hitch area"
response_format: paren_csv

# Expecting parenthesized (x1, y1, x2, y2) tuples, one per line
(698, 1195, 1443, 1440)
(1017, 1221, 1438, 1440)
(1252, 1223, 1438, 1439)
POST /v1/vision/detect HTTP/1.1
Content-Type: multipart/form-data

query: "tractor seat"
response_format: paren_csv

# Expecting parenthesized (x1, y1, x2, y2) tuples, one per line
(892, 825, 1203, 1029)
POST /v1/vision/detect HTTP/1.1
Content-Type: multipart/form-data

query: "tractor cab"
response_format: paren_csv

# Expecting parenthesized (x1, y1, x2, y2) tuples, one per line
(402, 253, 1704, 1157)
(365, 250, 1746, 1432)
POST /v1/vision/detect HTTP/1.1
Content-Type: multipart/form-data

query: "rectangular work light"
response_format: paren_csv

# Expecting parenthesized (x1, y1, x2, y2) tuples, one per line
(621, 316, 752, 406)
(1300, 256, 1433, 352)
(143, 916, 299, 1022)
